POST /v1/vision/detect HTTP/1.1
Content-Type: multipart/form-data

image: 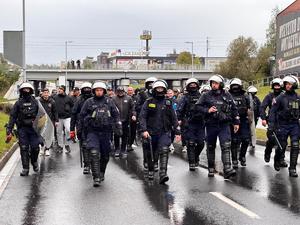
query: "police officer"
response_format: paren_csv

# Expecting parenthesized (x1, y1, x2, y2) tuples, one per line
(112, 86, 136, 158)
(80, 82, 122, 187)
(177, 78, 205, 171)
(70, 82, 93, 174)
(136, 77, 158, 172)
(199, 84, 211, 94)
(6, 83, 40, 176)
(196, 75, 239, 178)
(247, 86, 261, 126)
(228, 78, 251, 168)
(260, 78, 287, 166)
(268, 75, 300, 177)
(139, 80, 181, 184)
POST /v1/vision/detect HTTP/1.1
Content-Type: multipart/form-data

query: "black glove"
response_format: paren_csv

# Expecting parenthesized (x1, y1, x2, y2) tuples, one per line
(267, 123, 275, 133)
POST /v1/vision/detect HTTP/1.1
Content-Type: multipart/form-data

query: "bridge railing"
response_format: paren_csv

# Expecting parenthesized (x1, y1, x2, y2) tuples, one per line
(27, 64, 207, 71)
(247, 72, 299, 87)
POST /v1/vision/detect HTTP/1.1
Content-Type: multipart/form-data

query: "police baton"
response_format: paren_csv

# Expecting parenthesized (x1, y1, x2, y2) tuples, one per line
(272, 131, 283, 151)
(148, 136, 154, 164)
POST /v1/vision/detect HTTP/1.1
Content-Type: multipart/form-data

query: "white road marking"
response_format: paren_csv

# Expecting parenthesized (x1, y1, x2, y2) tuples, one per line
(209, 192, 261, 219)
(0, 149, 20, 198)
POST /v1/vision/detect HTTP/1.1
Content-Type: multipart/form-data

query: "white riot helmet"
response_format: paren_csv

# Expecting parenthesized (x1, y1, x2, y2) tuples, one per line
(19, 82, 34, 96)
(229, 78, 242, 86)
(185, 78, 199, 87)
(282, 75, 299, 89)
(247, 85, 258, 94)
(199, 84, 211, 94)
(270, 78, 283, 89)
(80, 82, 92, 90)
(145, 77, 157, 90)
(152, 80, 168, 90)
(92, 82, 107, 94)
(209, 74, 225, 89)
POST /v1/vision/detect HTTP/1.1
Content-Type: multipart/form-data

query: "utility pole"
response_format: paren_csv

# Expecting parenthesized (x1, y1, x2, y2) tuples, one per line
(206, 37, 209, 58)
(22, 0, 26, 82)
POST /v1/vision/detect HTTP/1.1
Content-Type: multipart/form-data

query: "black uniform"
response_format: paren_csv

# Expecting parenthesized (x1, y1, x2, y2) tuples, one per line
(139, 96, 180, 183)
(268, 90, 300, 176)
(7, 95, 40, 175)
(260, 91, 286, 164)
(177, 91, 205, 170)
(70, 93, 93, 173)
(80, 95, 121, 185)
(196, 89, 239, 178)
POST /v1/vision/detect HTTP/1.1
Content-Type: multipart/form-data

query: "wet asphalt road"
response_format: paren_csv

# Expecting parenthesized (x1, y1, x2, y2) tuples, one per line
(0, 142, 300, 225)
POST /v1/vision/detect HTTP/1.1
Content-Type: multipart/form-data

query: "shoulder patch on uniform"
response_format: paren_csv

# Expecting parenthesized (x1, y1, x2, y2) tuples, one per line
(148, 103, 156, 108)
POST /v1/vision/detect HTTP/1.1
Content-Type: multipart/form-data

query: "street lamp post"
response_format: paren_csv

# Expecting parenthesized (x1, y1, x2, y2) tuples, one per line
(185, 41, 194, 77)
(65, 41, 72, 92)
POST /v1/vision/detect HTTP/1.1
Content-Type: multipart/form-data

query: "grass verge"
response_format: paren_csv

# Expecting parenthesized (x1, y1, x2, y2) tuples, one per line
(0, 112, 16, 158)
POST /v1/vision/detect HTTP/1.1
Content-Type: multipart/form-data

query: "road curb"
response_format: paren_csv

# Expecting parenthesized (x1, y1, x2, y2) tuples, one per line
(0, 142, 18, 172)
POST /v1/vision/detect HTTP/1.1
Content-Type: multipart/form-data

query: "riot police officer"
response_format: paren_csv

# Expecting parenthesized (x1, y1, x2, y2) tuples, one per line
(136, 77, 158, 172)
(139, 80, 181, 184)
(70, 82, 93, 174)
(199, 84, 211, 94)
(228, 78, 251, 168)
(112, 86, 136, 158)
(247, 86, 261, 126)
(269, 75, 300, 177)
(196, 75, 239, 179)
(80, 82, 122, 187)
(177, 78, 205, 171)
(6, 83, 40, 176)
(260, 78, 287, 166)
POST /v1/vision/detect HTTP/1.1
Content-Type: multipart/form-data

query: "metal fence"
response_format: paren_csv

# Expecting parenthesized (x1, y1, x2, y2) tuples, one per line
(247, 72, 300, 87)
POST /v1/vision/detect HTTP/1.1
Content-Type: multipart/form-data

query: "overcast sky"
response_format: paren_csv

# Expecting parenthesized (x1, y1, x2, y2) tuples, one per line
(0, 0, 295, 65)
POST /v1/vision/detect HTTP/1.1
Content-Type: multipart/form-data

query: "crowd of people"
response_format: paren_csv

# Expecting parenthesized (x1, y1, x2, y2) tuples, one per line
(5, 73, 300, 187)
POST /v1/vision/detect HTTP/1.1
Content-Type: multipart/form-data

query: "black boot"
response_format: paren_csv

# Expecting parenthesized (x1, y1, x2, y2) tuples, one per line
(187, 141, 196, 171)
(100, 156, 109, 181)
(207, 144, 216, 177)
(195, 141, 204, 167)
(289, 142, 299, 177)
(221, 142, 236, 179)
(239, 140, 249, 167)
(90, 149, 101, 187)
(154, 151, 159, 172)
(31, 147, 40, 173)
(20, 145, 30, 176)
(231, 140, 239, 169)
(82, 141, 91, 174)
(159, 147, 169, 184)
(264, 132, 275, 162)
(274, 146, 283, 171)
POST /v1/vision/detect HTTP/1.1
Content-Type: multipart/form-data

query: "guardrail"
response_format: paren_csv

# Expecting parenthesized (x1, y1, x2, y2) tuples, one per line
(247, 72, 299, 87)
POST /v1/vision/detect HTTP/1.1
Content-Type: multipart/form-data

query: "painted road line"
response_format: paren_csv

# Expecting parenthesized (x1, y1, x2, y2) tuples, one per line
(209, 192, 261, 219)
(0, 149, 20, 198)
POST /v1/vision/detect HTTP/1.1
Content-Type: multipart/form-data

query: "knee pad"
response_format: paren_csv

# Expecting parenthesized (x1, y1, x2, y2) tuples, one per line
(291, 141, 299, 150)
(81, 141, 87, 149)
(20, 145, 29, 152)
(31, 147, 40, 153)
(221, 142, 231, 150)
(207, 144, 216, 150)
(90, 149, 99, 157)
(160, 146, 169, 154)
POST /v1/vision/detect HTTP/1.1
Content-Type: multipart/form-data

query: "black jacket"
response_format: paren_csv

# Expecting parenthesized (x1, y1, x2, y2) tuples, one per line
(112, 95, 136, 123)
(139, 97, 180, 136)
(53, 94, 74, 119)
(7, 96, 39, 134)
(39, 97, 58, 122)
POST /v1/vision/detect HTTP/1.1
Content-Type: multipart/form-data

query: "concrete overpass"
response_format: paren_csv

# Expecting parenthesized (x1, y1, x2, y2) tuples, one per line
(25, 69, 214, 94)
(26, 69, 213, 81)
